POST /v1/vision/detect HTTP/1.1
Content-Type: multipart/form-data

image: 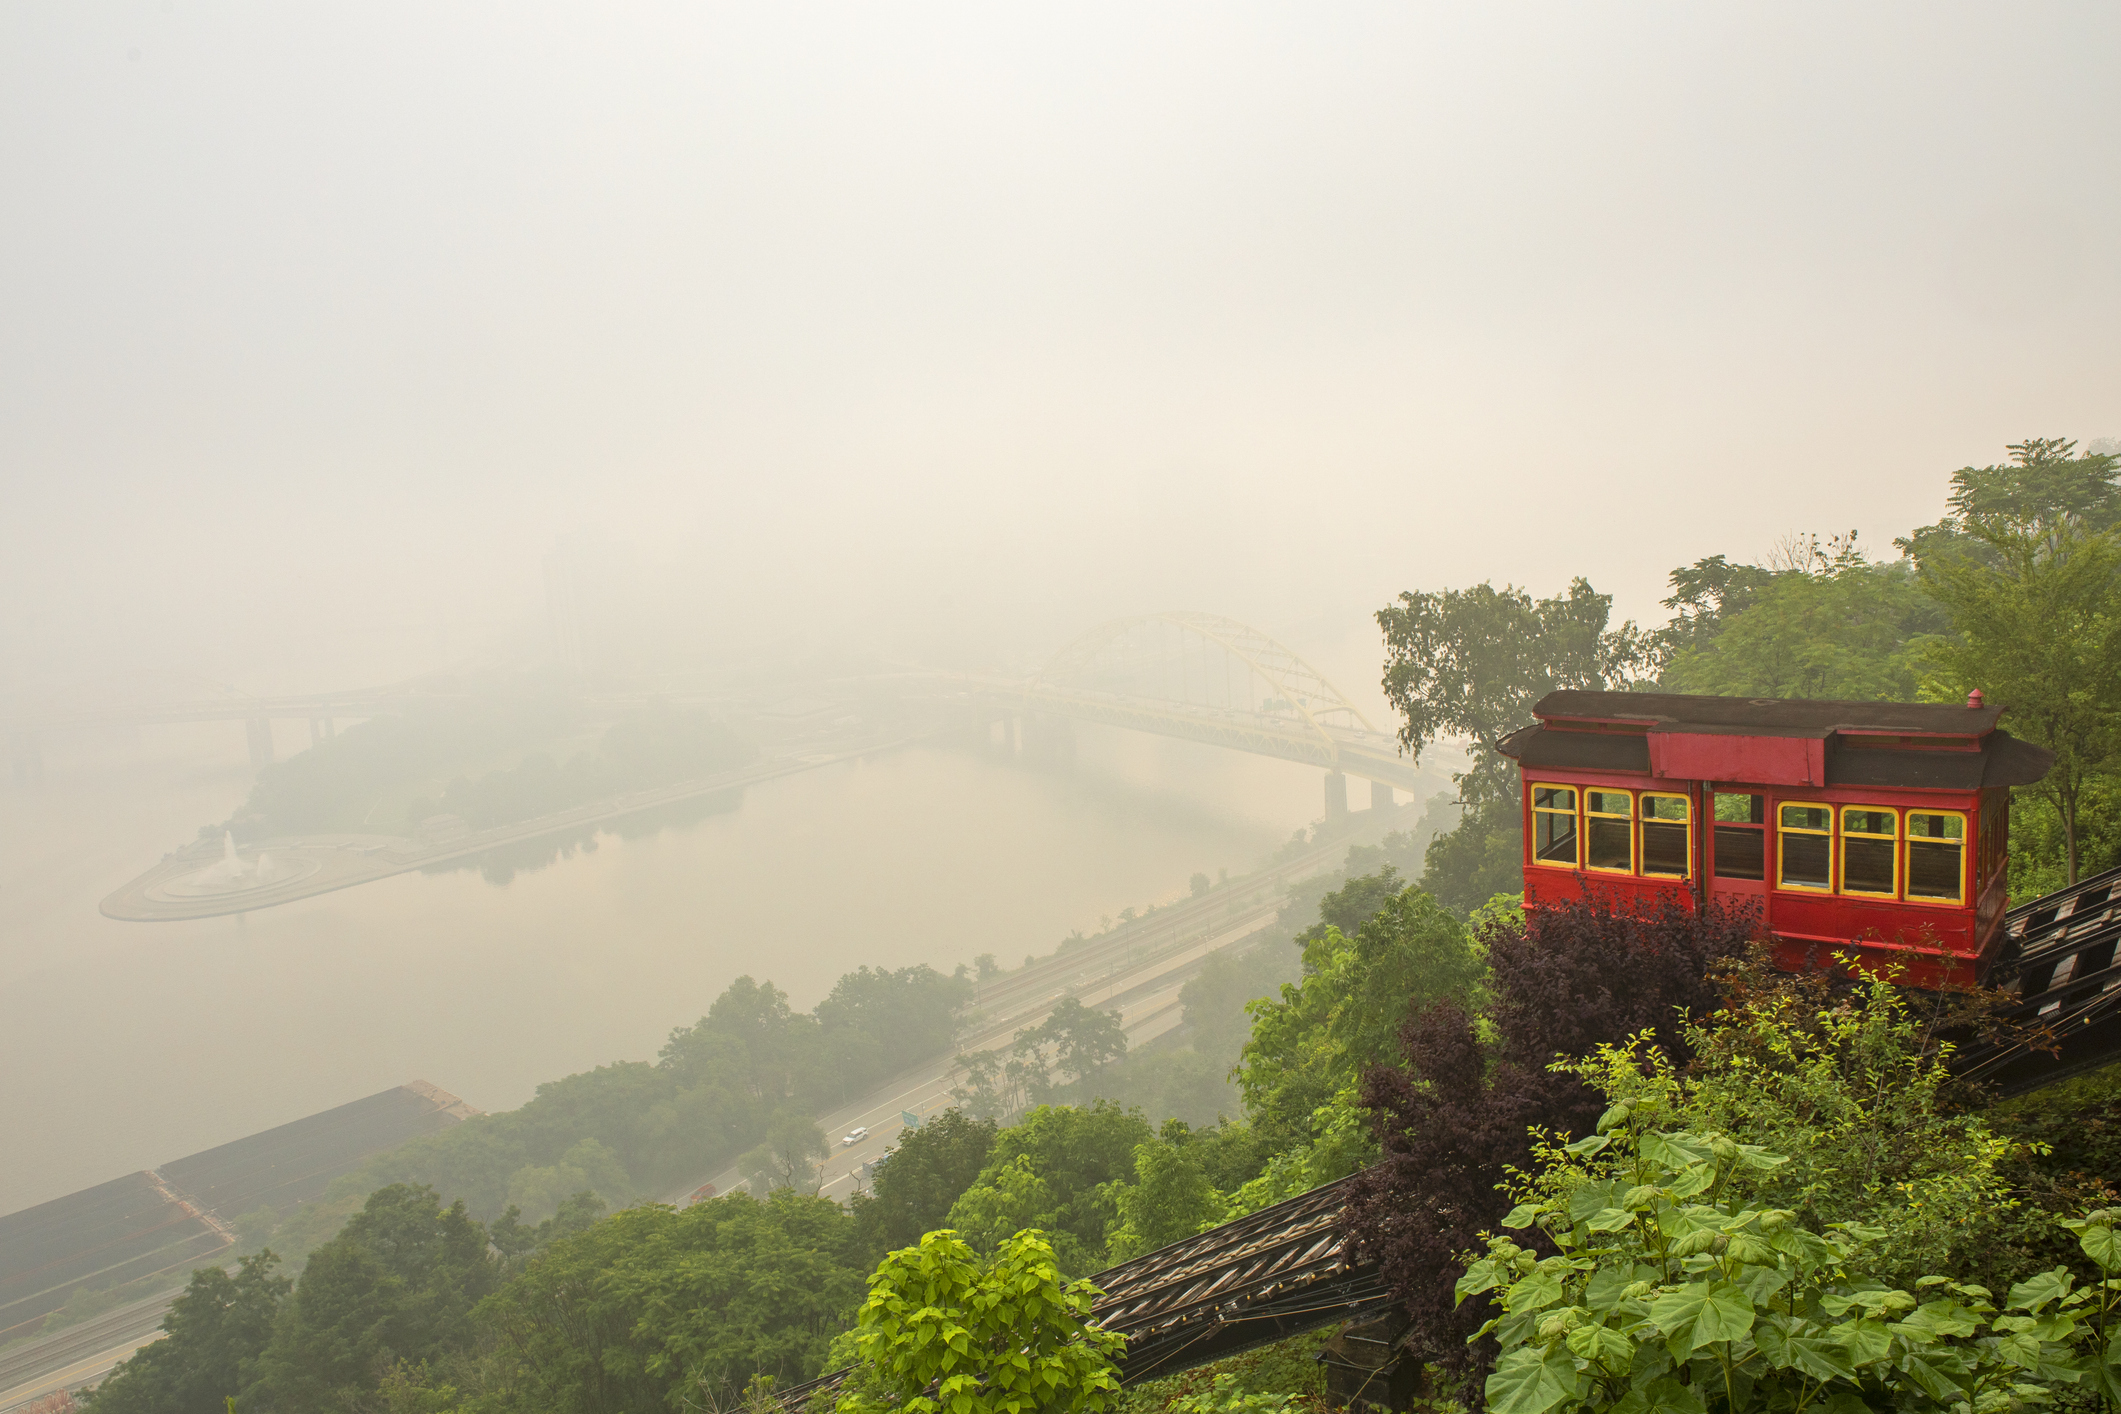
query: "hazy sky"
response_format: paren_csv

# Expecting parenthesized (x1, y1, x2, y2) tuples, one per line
(5, 3, 2118, 695)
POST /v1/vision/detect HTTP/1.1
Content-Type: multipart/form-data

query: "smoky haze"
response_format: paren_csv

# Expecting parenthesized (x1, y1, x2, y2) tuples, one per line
(3, 3, 2118, 689)
(1, 6, 2119, 1212)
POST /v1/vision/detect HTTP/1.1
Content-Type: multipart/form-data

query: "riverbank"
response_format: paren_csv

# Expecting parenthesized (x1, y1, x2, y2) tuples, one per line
(100, 726, 944, 922)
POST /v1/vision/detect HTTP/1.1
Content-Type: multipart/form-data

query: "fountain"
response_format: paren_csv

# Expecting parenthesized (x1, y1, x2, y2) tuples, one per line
(154, 831, 317, 900)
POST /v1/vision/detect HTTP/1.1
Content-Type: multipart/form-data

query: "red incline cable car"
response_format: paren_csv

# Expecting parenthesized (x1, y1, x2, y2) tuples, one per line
(1496, 690, 2056, 989)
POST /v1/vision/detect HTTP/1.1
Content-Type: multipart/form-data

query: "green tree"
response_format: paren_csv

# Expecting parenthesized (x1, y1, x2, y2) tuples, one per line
(243, 1184, 497, 1412)
(1024, 999, 1129, 1089)
(1173, 945, 1301, 1076)
(488, 1189, 606, 1269)
(1916, 472, 2121, 885)
(851, 1108, 999, 1256)
(836, 1230, 1124, 1414)
(956, 1002, 1130, 1119)
(1418, 804, 1526, 915)
(1378, 580, 1649, 914)
(1660, 551, 1942, 701)
(1377, 578, 1652, 813)
(501, 1137, 632, 1221)
(1292, 865, 1406, 951)
(1901, 437, 2121, 565)
(1237, 882, 1480, 1153)
(1103, 1129, 1223, 1262)
(944, 1103, 1152, 1273)
(86, 1252, 290, 1414)
(742, 1113, 830, 1196)
(944, 1155, 1061, 1258)
(1650, 554, 1781, 663)
(803, 966, 977, 1107)
(474, 1189, 867, 1412)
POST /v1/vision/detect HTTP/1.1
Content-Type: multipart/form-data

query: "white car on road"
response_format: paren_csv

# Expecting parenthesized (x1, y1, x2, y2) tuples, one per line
(840, 1126, 869, 1147)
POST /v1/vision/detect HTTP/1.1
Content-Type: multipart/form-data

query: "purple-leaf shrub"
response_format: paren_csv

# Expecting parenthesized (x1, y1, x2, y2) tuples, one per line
(1343, 894, 1758, 1377)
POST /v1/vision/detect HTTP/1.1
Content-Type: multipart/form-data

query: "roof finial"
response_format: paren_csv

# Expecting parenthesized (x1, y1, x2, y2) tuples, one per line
(1968, 688, 1985, 709)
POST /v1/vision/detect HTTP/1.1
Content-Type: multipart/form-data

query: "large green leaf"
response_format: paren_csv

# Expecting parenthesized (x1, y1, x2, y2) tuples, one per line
(1665, 1165, 1716, 1200)
(1756, 1321, 1857, 1384)
(1735, 1262, 1790, 1309)
(1484, 1341, 1585, 1414)
(1649, 1283, 1709, 1340)
(1566, 1323, 1635, 1370)
(2076, 1222, 2121, 1272)
(1608, 1377, 1706, 1414)
(1897, 1352, 1968, 1403)
(1569, 1179, 1624, 1224)
(1457, 1258, 1506, 1302)
(1895, 1298, 1983, 1340)
(1505, 1269, 1567, 1314)
(1833, 1317, 1892, 1368)
(1691, 1283, 1755, 1347)
(1585, 1263, 1658, 1310)
(2007, 1269, 2072, 1315)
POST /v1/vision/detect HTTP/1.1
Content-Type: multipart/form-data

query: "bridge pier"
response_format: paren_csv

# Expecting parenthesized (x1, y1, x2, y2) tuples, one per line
(1324, 771, 1348, 820)
(308, 717, 337, 747)
(245, 717, 275, 769)
(1370, 780, 1393, 811)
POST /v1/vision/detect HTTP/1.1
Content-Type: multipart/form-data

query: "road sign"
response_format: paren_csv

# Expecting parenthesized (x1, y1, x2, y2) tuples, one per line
(901, 1110, 920, 1128)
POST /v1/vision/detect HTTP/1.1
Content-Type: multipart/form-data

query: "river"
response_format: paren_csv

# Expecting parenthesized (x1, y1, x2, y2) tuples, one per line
(0, 719, 1346, 1214)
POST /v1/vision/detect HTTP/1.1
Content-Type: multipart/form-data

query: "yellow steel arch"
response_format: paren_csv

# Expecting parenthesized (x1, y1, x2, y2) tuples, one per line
(1027, 611, 1382, 763)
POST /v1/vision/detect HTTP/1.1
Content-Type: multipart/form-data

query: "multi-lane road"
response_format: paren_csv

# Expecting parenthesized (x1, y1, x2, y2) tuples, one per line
(0, 1291, 177, 1411)
(662, 808, 1414, 1205)
(672, 898, 1287, 1204)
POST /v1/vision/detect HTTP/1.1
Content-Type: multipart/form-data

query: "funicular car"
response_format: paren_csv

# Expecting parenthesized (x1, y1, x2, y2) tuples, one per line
(1496, 689, 2056, 988)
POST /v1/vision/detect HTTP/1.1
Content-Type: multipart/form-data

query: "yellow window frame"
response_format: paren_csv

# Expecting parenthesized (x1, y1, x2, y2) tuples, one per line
(1583, 788, 1637, 874)
(1528, 783, 1581, 870)
(1640, 791, 1692, 879)
(1776, 800, 1833, 892)
(1837, 805, 1900, 898)
(1905, 809, 1969, 906)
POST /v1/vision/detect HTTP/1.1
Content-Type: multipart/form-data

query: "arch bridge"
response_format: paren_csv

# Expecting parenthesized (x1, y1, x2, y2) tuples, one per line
(994, 611, 1431, 813)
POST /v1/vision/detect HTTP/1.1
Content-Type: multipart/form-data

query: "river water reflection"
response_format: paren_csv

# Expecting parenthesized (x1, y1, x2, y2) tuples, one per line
(0, 725, 1328, 1213)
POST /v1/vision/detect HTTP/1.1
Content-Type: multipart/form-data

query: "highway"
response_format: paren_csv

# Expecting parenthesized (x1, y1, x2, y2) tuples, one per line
(654, 802, 1413, 1207)
(0, 1290, 179, 1411)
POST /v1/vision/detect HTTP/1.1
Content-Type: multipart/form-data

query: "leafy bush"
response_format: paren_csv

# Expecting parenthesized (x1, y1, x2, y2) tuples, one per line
(1167, 1373, 1303, 1414)
(1345, 898, 1756, 1375)
(1667, 965, 2018, 1283)
(1456, 1105, 2121, 1414)
(836, 1230, 1125, 1414)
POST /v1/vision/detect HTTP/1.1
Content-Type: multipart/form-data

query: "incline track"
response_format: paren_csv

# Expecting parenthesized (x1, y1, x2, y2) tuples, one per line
(771, 1177, 1385, 1407)
(1952, 864, 2121, 1094)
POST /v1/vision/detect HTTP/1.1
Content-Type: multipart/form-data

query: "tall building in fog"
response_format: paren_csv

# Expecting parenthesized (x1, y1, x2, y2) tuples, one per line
(544, 537, 591, 676)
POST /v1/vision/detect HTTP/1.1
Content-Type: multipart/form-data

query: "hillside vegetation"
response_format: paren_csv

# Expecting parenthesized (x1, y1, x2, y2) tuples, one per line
(88, 438, 2121, 1414)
